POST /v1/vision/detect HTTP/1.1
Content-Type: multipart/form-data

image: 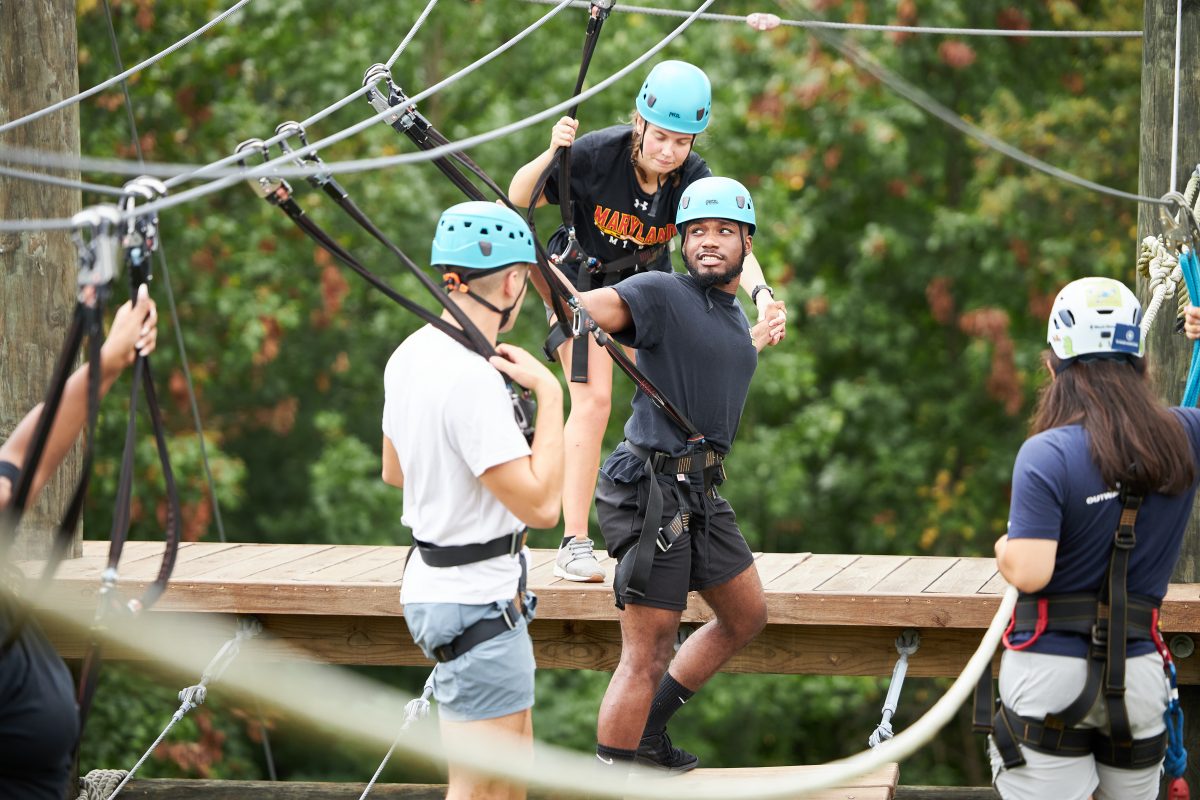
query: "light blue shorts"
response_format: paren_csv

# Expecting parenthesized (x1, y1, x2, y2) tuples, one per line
(404, 598, 536, 722)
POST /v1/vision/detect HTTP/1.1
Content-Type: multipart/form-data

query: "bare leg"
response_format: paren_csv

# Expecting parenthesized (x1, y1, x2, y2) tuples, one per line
(442, 708, 532, 800)
(558, 334, 613, 542)
(668, 564, 767, 690)
(596, 604, 681, 749)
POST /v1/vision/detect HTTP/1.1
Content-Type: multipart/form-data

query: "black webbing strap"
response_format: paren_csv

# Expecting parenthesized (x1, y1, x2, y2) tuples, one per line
(414, 529, 526, 568)
(432, 550, 533, 663)
(621, 441, 722, 604)
(979, 490, 1146, 770)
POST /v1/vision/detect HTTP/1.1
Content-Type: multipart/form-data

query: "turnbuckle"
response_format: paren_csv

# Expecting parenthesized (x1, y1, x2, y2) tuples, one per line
(235, 138, 291, 202)
(71, 205, 122, 295)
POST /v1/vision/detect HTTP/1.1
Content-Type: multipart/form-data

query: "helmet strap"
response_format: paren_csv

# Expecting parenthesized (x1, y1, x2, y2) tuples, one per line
(442, 271, 527, 329)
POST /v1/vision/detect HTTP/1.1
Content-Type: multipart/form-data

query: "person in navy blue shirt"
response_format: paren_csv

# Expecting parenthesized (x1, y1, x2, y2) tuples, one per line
(992, 277, 1200, 800)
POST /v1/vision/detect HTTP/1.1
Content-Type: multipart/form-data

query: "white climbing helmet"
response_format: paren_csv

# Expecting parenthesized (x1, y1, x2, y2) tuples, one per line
(1047, 277, 1143, 361)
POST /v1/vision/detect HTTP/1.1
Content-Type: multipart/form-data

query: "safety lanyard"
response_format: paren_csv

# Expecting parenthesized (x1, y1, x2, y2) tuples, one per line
(236, 136, 537, 441)
(77, 180, 184, 734)
(361, 66, 706, 444)
(0, 209, 117, 655)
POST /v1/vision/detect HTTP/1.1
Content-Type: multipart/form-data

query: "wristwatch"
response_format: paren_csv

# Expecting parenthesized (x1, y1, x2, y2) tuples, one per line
(751, 284, 775, 306)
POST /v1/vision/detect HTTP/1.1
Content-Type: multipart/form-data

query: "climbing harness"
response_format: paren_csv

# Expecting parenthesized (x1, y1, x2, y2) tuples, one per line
(975, 491, 1171, 771)
(76, 179, 184, 740)
(869, 629, 921, 748)
(0, 207, 122, 658)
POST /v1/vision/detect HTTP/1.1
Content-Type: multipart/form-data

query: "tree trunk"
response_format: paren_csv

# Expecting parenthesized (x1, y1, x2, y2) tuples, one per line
(1136, 1, 1200, 795)
(0, 0, 83, 560)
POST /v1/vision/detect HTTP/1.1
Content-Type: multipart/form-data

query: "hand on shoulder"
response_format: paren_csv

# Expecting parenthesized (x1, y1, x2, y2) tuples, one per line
(490, 343, 561, 398)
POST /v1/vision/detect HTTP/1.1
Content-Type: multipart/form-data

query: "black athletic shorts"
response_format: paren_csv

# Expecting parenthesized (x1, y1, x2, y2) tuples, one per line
(595, 471, 755, 612)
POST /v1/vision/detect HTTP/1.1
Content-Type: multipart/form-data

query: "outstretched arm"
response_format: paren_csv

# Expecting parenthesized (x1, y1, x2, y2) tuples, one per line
(508, 116, 578, 209)
(0, 285, 158, 508)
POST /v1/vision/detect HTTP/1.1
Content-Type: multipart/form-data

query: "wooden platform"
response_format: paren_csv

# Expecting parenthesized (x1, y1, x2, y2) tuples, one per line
(26, 541, 1200, 681)
(105, 763, 903, 799)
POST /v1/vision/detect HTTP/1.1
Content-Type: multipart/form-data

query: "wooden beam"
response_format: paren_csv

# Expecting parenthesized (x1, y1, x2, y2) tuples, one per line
(0, 0, 83, 560)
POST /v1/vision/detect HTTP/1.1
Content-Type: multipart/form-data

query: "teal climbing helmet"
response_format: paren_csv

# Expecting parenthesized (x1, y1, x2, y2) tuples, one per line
(430, 201, 535, 272)
(635, 61, 712, 135)
(676, 176, 756, 235)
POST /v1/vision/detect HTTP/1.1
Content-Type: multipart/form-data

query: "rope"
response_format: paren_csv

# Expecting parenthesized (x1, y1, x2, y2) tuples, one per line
(0, 0, 252, 135)
(76, 769, 128, 800)
(101, 618, 262, 800)
(773, 0, 1167, 209)
(518, 0, 1142, 38)
(1138, 236, 1185, 336)
(98, 0, 228, 547)
(386, 0, 440, 68)
(0, 166, 123, 196)
(0, 0, 718, 230)
(359, 682, 434, 800)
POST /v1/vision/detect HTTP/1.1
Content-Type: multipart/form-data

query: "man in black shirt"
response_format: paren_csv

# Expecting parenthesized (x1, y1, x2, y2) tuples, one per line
(569, 177, 785, 773)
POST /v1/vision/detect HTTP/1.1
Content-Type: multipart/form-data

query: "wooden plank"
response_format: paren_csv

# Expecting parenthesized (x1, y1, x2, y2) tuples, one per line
(979, 571, 1009, 595)
(756, 552, 810, 587)
(184, 545, 324, 580)
(871, 558, 957, 594)
(769, 554, 859, 592)
(247, 546, 355, 581)
(923, 559, 997, 595)
(815, 556, 909, 592)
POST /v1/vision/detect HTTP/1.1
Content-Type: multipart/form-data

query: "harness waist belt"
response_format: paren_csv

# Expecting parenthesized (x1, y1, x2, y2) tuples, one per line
(625, 442, 724, 475)
(413, 529, 527, 568)
(432, 591, 532, 663)
(991, 703, 1167, 770)
(1010, 592, 1160, 640)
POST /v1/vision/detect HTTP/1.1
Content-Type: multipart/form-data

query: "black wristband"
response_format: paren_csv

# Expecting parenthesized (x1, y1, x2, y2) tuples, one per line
(751, 284, 774, 305)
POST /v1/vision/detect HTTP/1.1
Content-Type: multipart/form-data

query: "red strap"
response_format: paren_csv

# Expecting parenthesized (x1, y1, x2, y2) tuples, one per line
(1003, 597, 1048, 651)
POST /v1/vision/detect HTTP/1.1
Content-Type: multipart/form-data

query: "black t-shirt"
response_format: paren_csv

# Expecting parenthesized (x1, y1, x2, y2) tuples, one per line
(600, 272, 758, 482)
(0, 604, 78, 799)
(543, 125, 711, 274)
(0, 459, 80, 799)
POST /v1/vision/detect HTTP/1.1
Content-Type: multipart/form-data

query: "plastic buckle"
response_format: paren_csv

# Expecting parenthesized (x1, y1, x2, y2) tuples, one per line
(433, 644, 452, 663)
(650, 451, 669, 473)
(508, 530, 523, 557)
(501, 602, 519, 630)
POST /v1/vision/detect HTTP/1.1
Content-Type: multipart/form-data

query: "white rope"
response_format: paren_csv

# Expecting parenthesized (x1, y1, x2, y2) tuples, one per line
(1141, 236, 1185, 336)
(102, 618, 262, 800)
(0, 0, 253, 135)
(519, 0, 1142, 38)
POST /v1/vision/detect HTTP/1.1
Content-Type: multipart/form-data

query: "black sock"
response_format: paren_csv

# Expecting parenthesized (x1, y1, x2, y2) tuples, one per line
(595, 743, 637, 766)
(642, 672, 695, 737)
(561, 535, 575, 548)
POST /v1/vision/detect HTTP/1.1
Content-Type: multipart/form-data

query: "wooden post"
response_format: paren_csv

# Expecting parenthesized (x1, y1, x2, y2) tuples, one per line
(1136, 1, 1200, 794)
(0, 0, 83, 560)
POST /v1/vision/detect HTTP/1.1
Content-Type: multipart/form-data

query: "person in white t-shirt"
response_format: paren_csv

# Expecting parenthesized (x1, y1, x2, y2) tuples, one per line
(381, 201, 564, 800)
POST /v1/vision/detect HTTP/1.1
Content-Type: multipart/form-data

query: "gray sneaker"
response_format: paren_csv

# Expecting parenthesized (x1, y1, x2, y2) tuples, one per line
(554, 537, 605, 582)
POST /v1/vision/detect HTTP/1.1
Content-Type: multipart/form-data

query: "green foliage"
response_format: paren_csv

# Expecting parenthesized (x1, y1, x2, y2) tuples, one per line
(69, 0, 1152, 788)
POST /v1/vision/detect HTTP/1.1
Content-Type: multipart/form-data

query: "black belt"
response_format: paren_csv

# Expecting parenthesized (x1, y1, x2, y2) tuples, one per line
(1009, 592, 1159, 640)
(991, 703, 1167, 770)
(431, 550, 534, 663)
(616, 442, 724, 607)
(412, 529, 527, 568)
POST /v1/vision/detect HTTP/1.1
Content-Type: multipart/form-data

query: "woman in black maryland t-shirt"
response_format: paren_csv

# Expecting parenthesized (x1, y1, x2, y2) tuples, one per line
(508, 60, 785, 583)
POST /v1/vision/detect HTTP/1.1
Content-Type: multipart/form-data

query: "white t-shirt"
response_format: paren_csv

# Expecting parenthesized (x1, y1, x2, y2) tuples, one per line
(382, 325, 532, 605)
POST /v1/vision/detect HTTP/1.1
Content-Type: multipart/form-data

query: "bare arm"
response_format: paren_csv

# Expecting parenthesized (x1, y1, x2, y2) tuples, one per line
(381, 435, 404, 488)
(508, 116, 578, 209)
(480, 344, 565, 529)
(0, 286, 157, 508)
(994, 534, 1057, 593)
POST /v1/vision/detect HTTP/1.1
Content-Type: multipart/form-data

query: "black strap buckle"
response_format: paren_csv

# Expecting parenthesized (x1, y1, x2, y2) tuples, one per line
(501, 601, 519, 630)
(508, 530, 524, 557)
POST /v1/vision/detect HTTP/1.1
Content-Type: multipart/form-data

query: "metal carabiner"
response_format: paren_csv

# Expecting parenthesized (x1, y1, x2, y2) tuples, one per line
(235, 138, 291, 202)
(275, 120, 332, 187)
(71, 205, 122, 295)
(362, 64, 418, 129)
(1160, 190, 1194, 249)
(120, 177, 167, 287)
(591, 0, 615, 19)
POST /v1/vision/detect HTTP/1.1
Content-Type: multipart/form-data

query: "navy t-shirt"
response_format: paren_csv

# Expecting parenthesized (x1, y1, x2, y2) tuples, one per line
(600, 272, 757, 483)
(1006, 407, 1200, 657)
(543, 125, 710, 274)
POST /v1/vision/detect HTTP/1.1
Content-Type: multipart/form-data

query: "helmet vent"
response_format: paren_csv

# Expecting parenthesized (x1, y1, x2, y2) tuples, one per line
(736, 196, 746, 209)
(645, 93, 657, 108)
(680, 197, 690, 209)
(1058, 310, 1075, 328)
(478, 241, 492, 257)
(464, 221, 472, 228)
(1096, 308, 1113, 315)
(695, 109, 705, 121)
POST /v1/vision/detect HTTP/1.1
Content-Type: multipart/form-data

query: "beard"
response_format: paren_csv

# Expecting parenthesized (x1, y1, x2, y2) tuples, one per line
(683, 252, 745, 289)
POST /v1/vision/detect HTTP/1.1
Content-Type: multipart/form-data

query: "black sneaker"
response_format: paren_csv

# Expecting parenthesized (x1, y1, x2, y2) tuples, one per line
(635, 730, 699, 773)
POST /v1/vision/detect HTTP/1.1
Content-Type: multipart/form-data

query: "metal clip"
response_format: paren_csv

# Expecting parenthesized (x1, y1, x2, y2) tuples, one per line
(363, 64, 404, 124)
(119, 176, 168, 285)
(275, 120, 332, 187)
(71, 205, 122, 293)
(235, 138, 291, 201)
(1159, 191, 1195, 249)
(591, 0, 615, 19)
